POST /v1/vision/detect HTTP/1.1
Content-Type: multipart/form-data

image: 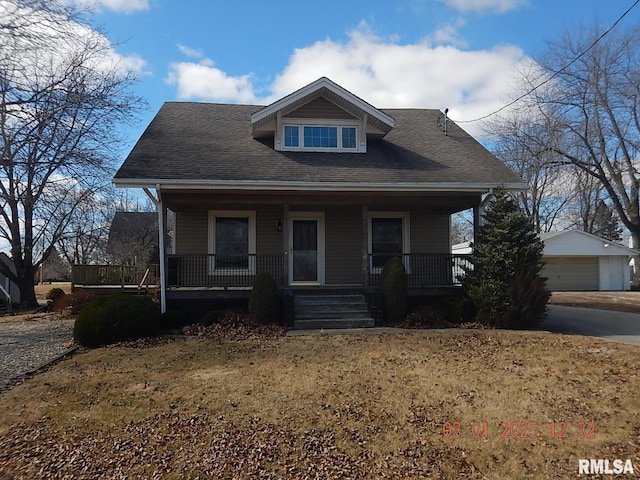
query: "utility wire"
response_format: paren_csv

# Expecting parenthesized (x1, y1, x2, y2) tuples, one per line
(454, 0, 640, 124)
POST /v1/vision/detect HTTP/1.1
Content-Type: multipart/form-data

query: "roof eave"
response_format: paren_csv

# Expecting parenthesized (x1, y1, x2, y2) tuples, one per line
(113, 178, 528, 193)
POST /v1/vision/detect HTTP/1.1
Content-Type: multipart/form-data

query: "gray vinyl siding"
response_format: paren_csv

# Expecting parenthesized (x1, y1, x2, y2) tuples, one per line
(325, 206, 362, 285)
(174, 210, 208, 253)
(175, 206, 284, 255)
(410, 211, 450, 253)
(255, 205, 283, 254)
(285, 97, 357, 120)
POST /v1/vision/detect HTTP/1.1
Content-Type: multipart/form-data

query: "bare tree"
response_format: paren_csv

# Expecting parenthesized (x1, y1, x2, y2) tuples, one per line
(485, 111, 571, 232)
(56, 186, 116, 266)
(521, 23, 640, 246)
(0, 0, 143, 306)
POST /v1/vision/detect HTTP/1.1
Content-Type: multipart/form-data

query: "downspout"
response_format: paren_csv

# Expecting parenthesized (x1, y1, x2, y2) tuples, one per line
(144, 186, 167, 313)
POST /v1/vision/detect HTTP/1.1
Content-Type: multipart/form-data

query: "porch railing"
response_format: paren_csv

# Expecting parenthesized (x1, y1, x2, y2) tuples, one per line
(72, 264, 160, 287)
(368, 254, 469, 287)
(164, 253, 467, 289)
(167, 254, 285, 288)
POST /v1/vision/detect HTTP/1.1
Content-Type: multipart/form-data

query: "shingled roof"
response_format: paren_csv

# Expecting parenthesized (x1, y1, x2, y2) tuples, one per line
(114, 102, 524, 191)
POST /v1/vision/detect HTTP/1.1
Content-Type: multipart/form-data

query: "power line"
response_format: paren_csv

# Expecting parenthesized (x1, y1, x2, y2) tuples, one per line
(454, 0, 640, 124)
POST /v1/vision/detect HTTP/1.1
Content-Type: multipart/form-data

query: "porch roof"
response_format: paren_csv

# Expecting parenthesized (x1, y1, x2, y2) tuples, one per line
(114, 103, 525, 192)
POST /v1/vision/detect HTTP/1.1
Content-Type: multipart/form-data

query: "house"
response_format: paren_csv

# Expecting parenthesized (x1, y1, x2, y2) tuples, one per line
(107, 211, 161, 267)
(453, 229, 639, 291)
(113, 77, 524, 326)
(0, 252, 20, 305)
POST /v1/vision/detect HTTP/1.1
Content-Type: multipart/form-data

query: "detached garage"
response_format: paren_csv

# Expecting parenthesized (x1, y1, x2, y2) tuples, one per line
(541, 230, 638, 291)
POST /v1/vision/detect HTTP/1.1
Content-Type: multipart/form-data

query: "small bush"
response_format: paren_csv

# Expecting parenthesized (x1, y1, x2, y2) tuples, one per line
(46, 287, 66, 301)
(160, 310, 187, 330)
(200, 310, 219, 327)
(73, 294, 160, 348)
(249, 272, 281, 324)
(380, 257, 408, 323)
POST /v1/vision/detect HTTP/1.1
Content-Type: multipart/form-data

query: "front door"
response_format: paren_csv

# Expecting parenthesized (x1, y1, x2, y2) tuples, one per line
(289, 213, 324, 284)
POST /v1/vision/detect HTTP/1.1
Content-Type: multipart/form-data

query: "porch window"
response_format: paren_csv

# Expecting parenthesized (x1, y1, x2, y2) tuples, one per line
(369, 213, 410, 271)
(208, 211, 256, 272)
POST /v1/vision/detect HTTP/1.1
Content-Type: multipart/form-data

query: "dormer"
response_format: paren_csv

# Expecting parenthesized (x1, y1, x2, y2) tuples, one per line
(251, 77, 395, 153)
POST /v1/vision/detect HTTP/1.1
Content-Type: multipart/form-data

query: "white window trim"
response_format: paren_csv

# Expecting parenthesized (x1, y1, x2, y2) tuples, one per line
(281, 118, 363, 153)
(208, 210, 256, 275)
(368, 212, 410, 273)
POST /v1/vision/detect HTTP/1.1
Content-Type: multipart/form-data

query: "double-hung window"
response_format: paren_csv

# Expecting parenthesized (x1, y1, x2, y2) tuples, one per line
(208, 211, 256, 273)
(369, 212, 410, 271)
(283, 124, 358, 151)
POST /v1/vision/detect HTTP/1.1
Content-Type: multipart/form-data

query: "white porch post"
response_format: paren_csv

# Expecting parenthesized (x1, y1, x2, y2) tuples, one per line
(144, 186, 166, 313)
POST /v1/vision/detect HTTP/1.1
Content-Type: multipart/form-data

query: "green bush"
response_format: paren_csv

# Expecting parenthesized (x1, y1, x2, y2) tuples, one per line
(73, 294, 160, 348)
(160, 309, 187, 330)
(249, 272, 281, 324)
(200, 310, 219, 327)
(380, 257, 408, 323)
(46, 287, 66, 301)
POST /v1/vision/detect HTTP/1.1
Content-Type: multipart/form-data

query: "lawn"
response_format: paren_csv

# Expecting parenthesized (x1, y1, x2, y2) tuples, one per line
(0, 330, 639, 479)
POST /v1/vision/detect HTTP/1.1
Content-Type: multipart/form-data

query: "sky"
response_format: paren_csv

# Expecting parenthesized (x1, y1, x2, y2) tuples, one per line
(62, 0, 639, 156)
(68, 0, 640, 155)
(67, 0, 640, 155)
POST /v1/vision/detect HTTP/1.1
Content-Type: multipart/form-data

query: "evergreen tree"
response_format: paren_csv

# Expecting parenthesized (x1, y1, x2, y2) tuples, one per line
(591, 200, 623, 242)
(462, 190, 550, 329)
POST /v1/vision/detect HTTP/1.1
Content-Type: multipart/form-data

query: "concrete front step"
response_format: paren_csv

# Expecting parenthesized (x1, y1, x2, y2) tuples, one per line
(294, 318, 375, 330)
(295, 310, 371, 320)
(293, 292, 374, 329)
(294, 294, 366, 305)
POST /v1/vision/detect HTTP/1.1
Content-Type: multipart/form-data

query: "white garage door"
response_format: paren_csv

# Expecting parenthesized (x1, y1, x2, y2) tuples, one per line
(543, 257, 599, 291)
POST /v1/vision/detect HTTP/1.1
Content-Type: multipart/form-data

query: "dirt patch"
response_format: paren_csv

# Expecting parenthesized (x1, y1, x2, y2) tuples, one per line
(0, 331, 638, 479)
(549, 291, 640, 313)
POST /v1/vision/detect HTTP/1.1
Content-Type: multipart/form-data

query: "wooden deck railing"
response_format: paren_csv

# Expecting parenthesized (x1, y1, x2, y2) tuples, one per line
(72, 264, 160, 287)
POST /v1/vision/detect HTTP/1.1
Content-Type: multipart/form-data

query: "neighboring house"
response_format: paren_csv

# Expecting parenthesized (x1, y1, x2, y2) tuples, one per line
(107, 212, 160, 267)
(0, 253, 20, 305)
(453, 229, 639, 291)
(113, 77, 524, 320)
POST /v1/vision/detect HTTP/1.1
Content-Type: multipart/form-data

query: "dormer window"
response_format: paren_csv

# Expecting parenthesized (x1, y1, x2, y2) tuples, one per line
(283, 123, 358, 152)
(251, 77, 395, 154)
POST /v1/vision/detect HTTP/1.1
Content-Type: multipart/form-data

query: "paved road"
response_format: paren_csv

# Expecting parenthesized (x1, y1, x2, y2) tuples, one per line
(540, 305, 640, 346)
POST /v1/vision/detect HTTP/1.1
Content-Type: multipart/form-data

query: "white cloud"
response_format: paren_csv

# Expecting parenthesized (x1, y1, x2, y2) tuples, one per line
(177, 44, 204, 59)
(166, 61, 257, 104)
(165, 24, 531, 135)
(68, 0, 149, 14)
(442, 0, 527, 14)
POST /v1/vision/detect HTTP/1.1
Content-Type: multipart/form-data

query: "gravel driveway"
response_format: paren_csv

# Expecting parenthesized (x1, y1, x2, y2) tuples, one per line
(0, 315, 76, 392)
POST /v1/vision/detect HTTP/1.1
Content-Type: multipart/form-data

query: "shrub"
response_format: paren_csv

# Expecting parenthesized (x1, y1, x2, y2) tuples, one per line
(160, 310, 187, 330)
(46, 287, 66, 301)
(380, 257, 408, 323)
(73, 294, 160, 348)
(249, 272, 281, 324)
(200, 310, 219, 327)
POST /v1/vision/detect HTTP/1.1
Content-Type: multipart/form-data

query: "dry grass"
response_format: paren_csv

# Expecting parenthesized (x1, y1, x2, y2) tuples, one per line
(550, 291, 640, 314)
(0, 330, 639, 479)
